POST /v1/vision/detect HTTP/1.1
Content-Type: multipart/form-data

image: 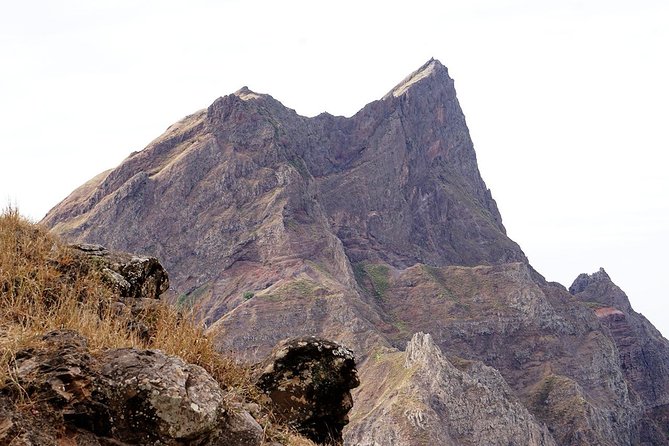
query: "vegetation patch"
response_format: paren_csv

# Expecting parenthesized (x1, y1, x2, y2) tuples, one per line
(353, 262, 367, 285)
(393, 320, 407, 332)
(288, 157, 310, 180)
(354, 262, 391, 299)
(305, 260, 331, 278)
(529, 374, 589, 426)
(284, 218, 299, 231)
(262, 278, 327, 301)
(366, 264, 390, 298)
(177, 283, 210, 308)
(421, 265, 457, 300)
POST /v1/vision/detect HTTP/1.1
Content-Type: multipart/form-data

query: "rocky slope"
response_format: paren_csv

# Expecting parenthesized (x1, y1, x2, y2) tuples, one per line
(347, 332, 556, 446)
(570, 269, 669, 443)
(43, 60, 669, 444)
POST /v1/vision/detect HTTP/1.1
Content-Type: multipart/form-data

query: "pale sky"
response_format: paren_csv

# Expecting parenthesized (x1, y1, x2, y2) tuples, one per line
(2, 1, 668, 335)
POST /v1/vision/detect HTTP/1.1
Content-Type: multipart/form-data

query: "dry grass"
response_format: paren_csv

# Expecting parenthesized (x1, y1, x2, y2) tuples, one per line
(0, 207, 315, 446)
(0, 207, 135, 374)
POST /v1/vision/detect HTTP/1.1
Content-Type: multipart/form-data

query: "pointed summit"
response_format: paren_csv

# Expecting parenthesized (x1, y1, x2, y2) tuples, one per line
(383, 58, 450, 99)
(234, 86, 264, 101)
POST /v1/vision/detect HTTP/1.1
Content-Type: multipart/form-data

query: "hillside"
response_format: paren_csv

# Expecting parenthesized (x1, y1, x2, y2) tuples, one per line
(43, 60, 669, 444)
(0, 209, 323, 445)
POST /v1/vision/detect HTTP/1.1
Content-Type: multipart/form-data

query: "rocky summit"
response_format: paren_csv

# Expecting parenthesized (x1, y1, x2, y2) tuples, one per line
(44, 59, 669, 445)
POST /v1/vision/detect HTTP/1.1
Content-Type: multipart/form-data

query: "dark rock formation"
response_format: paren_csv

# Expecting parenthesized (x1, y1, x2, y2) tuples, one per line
(8, 330, 101, 432)
(256, 337, 359, 444)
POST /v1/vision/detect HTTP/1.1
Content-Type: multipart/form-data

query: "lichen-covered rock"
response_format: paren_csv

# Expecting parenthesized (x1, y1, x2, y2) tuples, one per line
(256, 337, 359, 444)
(71, 243, 169, 300)
(2, 330, 262, 446)
(97, 348, 226, 443)
(69, 243, 170, 340)
(215, 408, 264, 446)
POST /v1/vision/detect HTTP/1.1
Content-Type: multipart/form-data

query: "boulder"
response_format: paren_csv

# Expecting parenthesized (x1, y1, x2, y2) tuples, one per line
(71, 243, 169, 300)
(1, 330, 104, 445)
(10, 330, 102, 429)
(3, 330, 262, 446)
(216, 408, 265, 446)
(256, 337, 359, 444)
(97, 348, 227, 443)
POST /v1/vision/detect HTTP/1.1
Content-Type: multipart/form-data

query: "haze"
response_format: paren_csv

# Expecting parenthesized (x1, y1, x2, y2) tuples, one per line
(1, 1, 667, 334)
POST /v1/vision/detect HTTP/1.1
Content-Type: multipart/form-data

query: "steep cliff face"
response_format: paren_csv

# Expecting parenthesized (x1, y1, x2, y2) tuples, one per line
(571, 269, 669, 443)
(43, 60, 669, 445)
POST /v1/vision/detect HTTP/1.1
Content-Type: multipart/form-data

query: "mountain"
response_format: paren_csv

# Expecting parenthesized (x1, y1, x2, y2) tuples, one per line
(44, 59, 669, 445)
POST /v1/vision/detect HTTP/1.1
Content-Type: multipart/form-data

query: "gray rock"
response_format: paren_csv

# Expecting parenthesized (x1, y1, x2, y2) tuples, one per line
(70, 243, 169, 300)
(97, 348, 225, 443)
(215, 408, 264, 446)
(3, 330, 262, 446)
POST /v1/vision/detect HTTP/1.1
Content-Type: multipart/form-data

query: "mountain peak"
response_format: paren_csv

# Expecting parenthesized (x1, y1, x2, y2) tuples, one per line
(569, 267, 612, 295)
(383, 58, 449, 99)
(570, 267, 632, 313)
(234, 86, 264, 101)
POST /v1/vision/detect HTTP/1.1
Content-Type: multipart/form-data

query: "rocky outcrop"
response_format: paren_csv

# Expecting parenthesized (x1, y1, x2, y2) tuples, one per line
(571, 269, 669, 444)
(66, 243, 170, 341)
(71, 243, 169, 300)
(1, 330, 263, 446)
(256, 337, 359, 445)
(346, 333, 556, 446)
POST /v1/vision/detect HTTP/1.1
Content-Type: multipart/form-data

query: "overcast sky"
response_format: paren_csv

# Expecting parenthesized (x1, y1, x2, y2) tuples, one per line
(2, 0, 668, 335)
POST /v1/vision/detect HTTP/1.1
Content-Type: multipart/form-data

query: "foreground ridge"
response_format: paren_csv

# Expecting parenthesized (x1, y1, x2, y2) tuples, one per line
(0, 211, 357, 445)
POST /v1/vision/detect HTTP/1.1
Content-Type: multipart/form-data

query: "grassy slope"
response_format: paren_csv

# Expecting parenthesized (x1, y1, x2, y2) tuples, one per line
(0, 207, 314, 446)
